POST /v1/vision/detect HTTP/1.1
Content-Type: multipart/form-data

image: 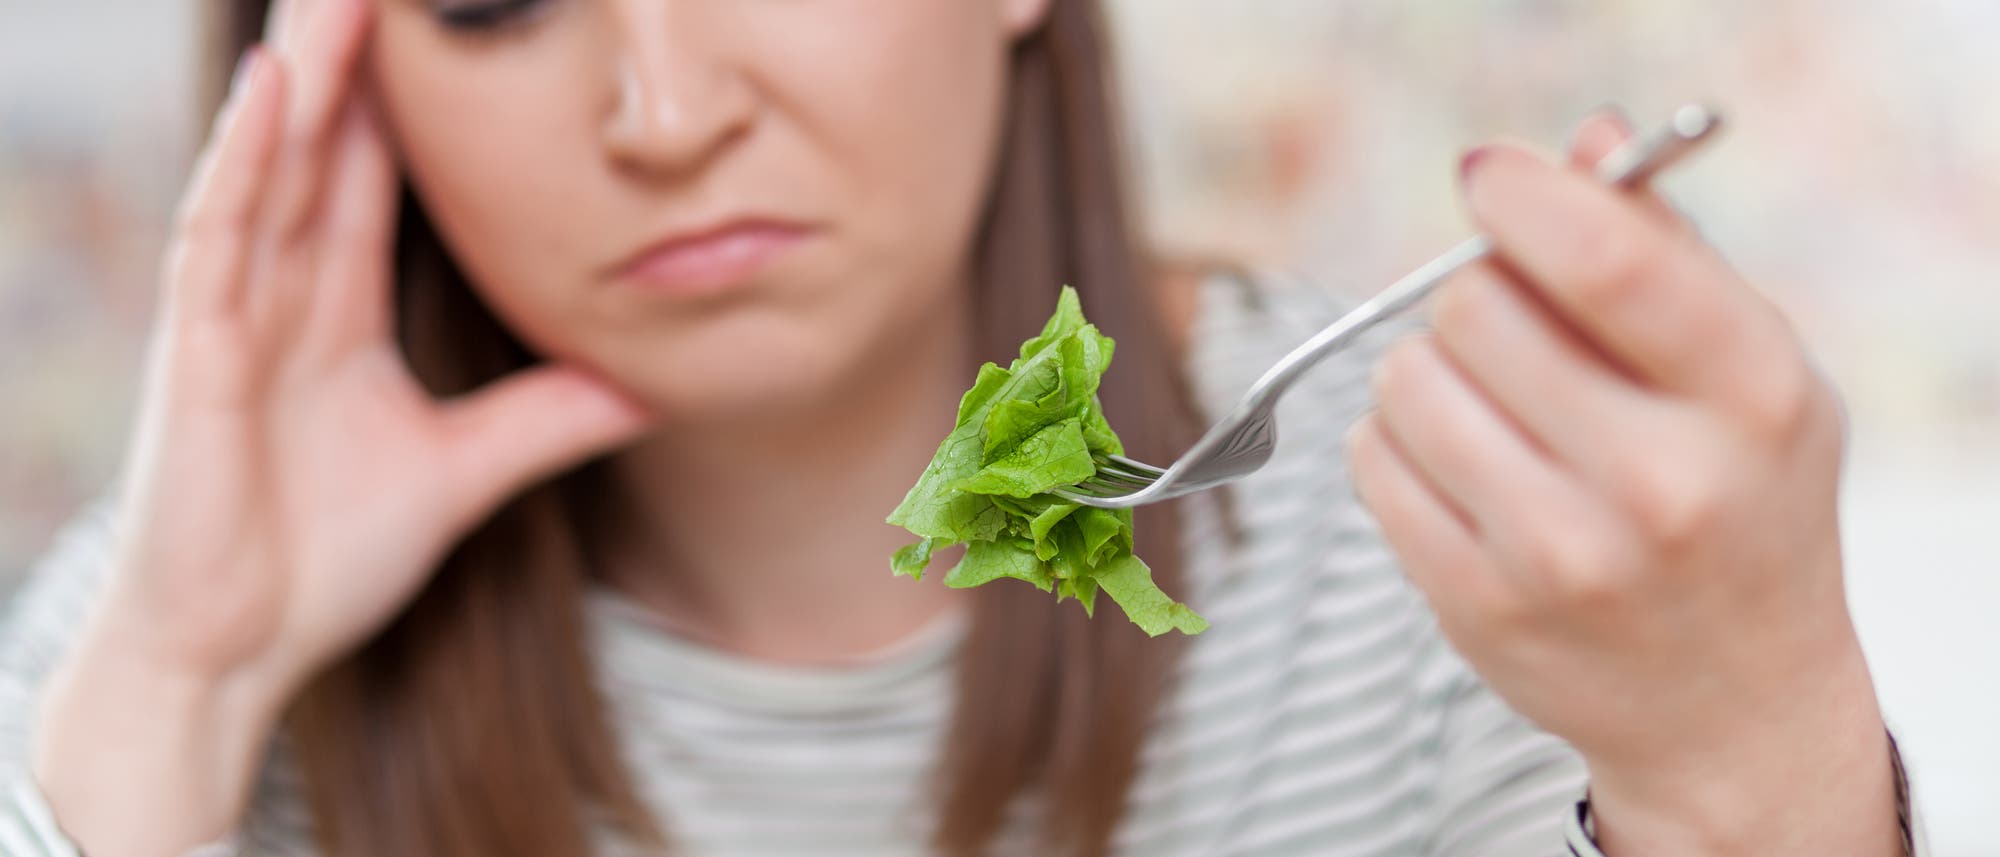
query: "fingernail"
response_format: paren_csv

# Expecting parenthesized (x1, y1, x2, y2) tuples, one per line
(232, 44, 263, 92)
(1588, 102, 1633, 131)
(1459, 145, 1495, 184)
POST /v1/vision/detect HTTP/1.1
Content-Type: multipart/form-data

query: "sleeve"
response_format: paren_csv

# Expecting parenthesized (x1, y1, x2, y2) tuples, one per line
(0, 778, 83, 857)
(1412, 635, 1589, 857)
(0, 498, 120, 856)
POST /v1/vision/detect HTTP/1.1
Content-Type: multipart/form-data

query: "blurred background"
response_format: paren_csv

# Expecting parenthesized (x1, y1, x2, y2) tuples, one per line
(2, 1, 1994, 852)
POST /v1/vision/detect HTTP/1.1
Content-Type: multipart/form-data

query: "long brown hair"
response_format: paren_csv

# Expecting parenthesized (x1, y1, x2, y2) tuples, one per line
(207, 3, 1199, 855)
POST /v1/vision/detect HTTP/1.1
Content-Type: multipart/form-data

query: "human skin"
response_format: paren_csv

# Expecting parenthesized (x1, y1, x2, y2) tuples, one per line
(1348, 120, 1901, 854)
(29, 0, 1899, 854)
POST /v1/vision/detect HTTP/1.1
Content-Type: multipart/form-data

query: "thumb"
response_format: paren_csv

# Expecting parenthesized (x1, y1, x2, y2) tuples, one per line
(1568, 106, 1693, 233)
(438, 365, 655, 522)
(1569, 106, 1637, 172)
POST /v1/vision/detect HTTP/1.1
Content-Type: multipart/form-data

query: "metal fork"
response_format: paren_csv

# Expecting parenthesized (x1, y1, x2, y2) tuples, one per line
(1055, 104, 1725, 509)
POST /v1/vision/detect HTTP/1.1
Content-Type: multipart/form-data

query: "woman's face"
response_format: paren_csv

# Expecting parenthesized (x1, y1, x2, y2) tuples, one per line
(369, 0, 1051, 418)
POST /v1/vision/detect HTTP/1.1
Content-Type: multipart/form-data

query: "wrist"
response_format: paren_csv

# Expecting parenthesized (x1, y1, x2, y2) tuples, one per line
(1583, 648, 1901, 857)
(32, 612, 290, 857)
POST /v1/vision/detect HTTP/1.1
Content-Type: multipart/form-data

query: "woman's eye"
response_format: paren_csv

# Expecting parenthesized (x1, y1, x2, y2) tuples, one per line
(432, 0, 548, 32)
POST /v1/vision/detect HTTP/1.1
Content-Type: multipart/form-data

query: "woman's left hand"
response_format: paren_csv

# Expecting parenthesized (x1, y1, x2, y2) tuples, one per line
(1347, 110, 1903, 856)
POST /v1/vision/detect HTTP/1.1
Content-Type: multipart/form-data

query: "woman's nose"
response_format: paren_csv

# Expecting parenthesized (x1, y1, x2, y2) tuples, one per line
(601, 6, 755, 177)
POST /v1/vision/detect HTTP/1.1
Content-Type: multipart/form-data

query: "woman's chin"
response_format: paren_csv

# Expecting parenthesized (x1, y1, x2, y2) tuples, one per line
(607, 358, 855, 430)
(560, 310, 851, 425)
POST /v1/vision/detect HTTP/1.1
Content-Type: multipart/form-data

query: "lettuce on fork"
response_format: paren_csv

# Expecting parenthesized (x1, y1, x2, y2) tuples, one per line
(887, 286, 1208, 637)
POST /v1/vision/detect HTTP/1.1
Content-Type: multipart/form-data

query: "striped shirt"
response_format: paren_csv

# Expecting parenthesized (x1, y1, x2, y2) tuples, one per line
(0, 275, 1909, 856)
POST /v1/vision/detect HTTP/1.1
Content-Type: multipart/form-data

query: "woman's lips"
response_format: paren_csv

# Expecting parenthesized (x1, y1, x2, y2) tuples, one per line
(613, 220, 810, 297)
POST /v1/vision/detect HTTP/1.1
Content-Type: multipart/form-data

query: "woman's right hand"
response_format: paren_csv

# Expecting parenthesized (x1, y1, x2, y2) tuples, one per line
(32, 2, 655, 853)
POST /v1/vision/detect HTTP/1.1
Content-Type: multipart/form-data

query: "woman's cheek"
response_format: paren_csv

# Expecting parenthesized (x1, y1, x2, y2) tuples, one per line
(768, 3, 1009, 271)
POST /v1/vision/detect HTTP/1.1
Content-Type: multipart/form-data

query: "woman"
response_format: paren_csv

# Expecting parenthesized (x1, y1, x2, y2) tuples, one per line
(0, 0, 1914, 855)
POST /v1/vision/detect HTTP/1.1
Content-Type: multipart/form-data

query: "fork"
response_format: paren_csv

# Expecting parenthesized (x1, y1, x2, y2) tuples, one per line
(1054, 104, 1725, 509)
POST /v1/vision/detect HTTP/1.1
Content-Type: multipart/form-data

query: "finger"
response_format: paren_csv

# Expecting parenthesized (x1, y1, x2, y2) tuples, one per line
(269, 0, 374, 144)
(1345, 413, 1522, 627)
(262, 0, 377, 241)
(1461, 144, 1797, 410)
(1428, 260, 1683, 484)
(1372, 335, 1550, 526)
(1370, 336, 1654, 607)
(1568, 108, 1633, 171)
(438, 367, 657, 529)
(164, 48, 288, 320)
(309, 88, 400, 350)
(1373, 335, 1612, 580)
(1428, 264, 1817, 555)
(1566, 107, 1689, 232)
(263, 0, 303, 44)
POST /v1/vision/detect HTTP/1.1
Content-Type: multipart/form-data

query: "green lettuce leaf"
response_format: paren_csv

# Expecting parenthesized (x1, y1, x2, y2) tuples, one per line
(887, 286, 1207, 637)
(891, 538, 939, 581)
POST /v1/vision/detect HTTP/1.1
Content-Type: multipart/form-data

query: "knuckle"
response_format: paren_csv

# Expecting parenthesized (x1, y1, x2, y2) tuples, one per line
(1518, 527, 1634, 608)
(1376, 336, 1437, 396)
(1551, 566, 1630, 613)
(1371, 342, 1432, 425)
(1740, 358, 1824, 443)
(1473, 580, 1539, 630)
(1517, 525, 1599, 580)
(1620, 458, 1723, 547)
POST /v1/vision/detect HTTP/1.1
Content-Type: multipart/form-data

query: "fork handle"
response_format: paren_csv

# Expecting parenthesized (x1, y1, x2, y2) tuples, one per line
(1242, 105, 1725, 407)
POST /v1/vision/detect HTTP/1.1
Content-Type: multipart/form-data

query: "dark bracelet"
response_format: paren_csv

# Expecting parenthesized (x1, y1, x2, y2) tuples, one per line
(1888, 731, 1916, 856)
